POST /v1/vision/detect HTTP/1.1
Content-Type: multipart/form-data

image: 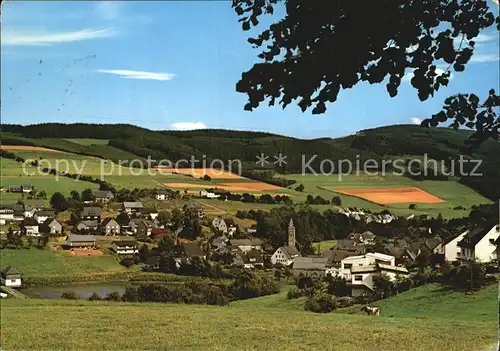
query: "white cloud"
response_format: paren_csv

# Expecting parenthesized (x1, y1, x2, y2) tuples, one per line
(170, 122, 207, 131)
(469, 53, 500, 63)
(95, 69, 176, 81)
(410, 118, 423, 125)
(402, 68, 454, 83)
(1, 28, 117, 46)
(95, 1, 121, 20)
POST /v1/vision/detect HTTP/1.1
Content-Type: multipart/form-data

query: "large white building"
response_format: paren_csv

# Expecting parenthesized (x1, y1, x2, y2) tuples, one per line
(457, 225, 499, 263)
(442, 231, 468, 262)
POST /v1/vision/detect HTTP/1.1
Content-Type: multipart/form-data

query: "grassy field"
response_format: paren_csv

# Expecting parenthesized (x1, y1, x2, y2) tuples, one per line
(314, 240, 337, 253)
(283, 174, 492, 218)
(64, 138, 109, 146)
(0, 247, 127, 278)
(0, 283, 496, 350)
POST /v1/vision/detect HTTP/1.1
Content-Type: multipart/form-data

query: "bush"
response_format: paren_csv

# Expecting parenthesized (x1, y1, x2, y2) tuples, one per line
(305, 292, 337, 313)
(120, 257, 136, 268)
(336, 296, 353, 308)
(61, 291, 79, 300)
(286, 287, 304, 300)
(88, 292, 101, 301)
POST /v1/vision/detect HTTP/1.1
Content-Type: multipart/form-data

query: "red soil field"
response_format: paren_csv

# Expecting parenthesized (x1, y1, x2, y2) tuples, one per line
(332, 186, 445, 205)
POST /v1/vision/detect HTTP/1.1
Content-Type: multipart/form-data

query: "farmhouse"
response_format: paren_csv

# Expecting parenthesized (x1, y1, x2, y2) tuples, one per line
(143, 208, 159, 221)
(233, 249, 264, 269)
(20, 217, 39, 236)
(100, 218, 120, 236)
(111, 240, 138, 255)
(94, 190, 114, 203)
(137, 220, 154, 238)
(292, 257, 329, 277)
(40, 218, 62, 235)
(34, 210, 55, 224)
(0, 266, 22, 287)
(23, 205, 38, 218)
(457, 225, 499, 263)
(122, 202, 143, 215)
(75, 220, 99, 232)
(211, 235, 229, 252)
(385, 246, 417, 266)
(81, 207, 102, 223)
(63, 234, 96, 249)
(7, 184, 33, 193)
(199, 189, 221, 199)
(323, 248, 360, 267)
(177, 242, 205, 260)
(151, 227, 170, 240)
(155, 190, 170, 200)
(0, 208, 14, 225)
(212, 217, 237, 236)
(230, 238, 263, 253)
(442, 231, 468, 262)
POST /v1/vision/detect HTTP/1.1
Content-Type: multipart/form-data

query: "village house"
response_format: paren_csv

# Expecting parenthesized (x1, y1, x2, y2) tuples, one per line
(457, 225, 499, 263)
(155, 189, 170, 201)
(293, 257, 330, 276)
(323, 248, 360, 268)
(271, 219, 301, 265)
(0, 266, 22, 287)
(348, 231, 377, 245)
(210, 235, 229, 252)
(177, 242, 205, 261)
(212, 217, 238, 236)
(442, 231, 468, 262)
(0, 208, 14, 225)
(123, 218, 142, 235)
(151, 227, 170, 240)
(111, 240, 138, 255)
(63, 233, 96, 249)
(94, 190, 114, 203)
(199, 189, 221, 199)
(326, 252, 396, 280)
(11, 204, 25, 221)
(81, 207, 102, 223)
(39, 218, 62, 235)
(385, 246, 417, 266)
(100, 218, 120, 236)
(122, 202, 143, 215)
(349, 262, 409, 296)
(233, 248, 264, 269)
(34, 210, 55, 224)
(75, 220, 99, 232)
(7, 184, 33, 193)
(136, 219, 154, 238)
(142, 208, 159, 221)
(20, 217, 40, 236)
(23, 205, 38, 218)
(230, 238, 263, 254)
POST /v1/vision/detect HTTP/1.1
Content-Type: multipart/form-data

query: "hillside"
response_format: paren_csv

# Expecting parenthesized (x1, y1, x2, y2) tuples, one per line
(1, 123, 499, 200)
(0, 284, 496, 351)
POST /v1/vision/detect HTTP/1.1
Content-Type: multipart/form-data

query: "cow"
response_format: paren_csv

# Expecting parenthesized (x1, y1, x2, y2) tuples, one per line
(361, 306, 380, 316)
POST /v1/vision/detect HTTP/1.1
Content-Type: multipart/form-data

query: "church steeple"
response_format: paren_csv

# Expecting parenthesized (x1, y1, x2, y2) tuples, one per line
(288, 218, 296, 248)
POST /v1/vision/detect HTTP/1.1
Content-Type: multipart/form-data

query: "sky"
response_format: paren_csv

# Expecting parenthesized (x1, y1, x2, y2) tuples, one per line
(1, 1, 499, 139)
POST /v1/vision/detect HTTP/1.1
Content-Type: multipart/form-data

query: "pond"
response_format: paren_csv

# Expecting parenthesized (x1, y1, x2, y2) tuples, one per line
(22, 281, 130, 299)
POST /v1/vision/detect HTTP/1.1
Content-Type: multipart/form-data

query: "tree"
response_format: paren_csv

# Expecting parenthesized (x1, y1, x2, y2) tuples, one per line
(157, 210, 172, 227)
(38, 190, 47, 199)
(70, 190, 81, 202)
(233, 1, 499, 144)
(296, 184, 304, 192)
(409, 204, 417, 210)
(50, 192, 69, 212)
(274, 269, 282, 281)
(81, 188, 95, 203)
(331, 196, 342, 206)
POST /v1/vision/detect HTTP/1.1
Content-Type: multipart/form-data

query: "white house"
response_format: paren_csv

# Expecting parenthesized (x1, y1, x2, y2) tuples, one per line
(199, 189, 220, 199)
(0, 208, 14, 225)
(0, 266, 22, 287)
(23, 205, 39, 218)
(326, 252, 396, 280)
(155, 190, 170, 201)
(20, 217, 40, 236)
(34, 210, 55, 224)
(350, 262, 409, 296)
(271, 246, 300, 266)
(457, 225, 499, 263)
(443, 231, 468, 262)
(111, 241, 138, 255)
(229, 239, 263, 253)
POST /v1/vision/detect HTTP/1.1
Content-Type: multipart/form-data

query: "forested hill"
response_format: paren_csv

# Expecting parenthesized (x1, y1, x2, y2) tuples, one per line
(1, 123, 499, 199)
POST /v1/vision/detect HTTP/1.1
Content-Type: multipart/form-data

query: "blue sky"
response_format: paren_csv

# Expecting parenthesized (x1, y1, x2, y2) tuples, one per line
(1, 1, 499, 138)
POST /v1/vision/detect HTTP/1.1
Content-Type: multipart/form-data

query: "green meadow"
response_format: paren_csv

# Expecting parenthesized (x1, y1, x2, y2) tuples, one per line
(0, 283, 496, 351)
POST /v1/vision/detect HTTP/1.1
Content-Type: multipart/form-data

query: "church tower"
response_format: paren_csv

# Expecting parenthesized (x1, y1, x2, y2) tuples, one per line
(288, 218, 296, 248)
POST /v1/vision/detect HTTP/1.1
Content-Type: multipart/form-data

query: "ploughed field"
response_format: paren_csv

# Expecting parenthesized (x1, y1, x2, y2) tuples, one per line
(332, 186, 445, 205)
